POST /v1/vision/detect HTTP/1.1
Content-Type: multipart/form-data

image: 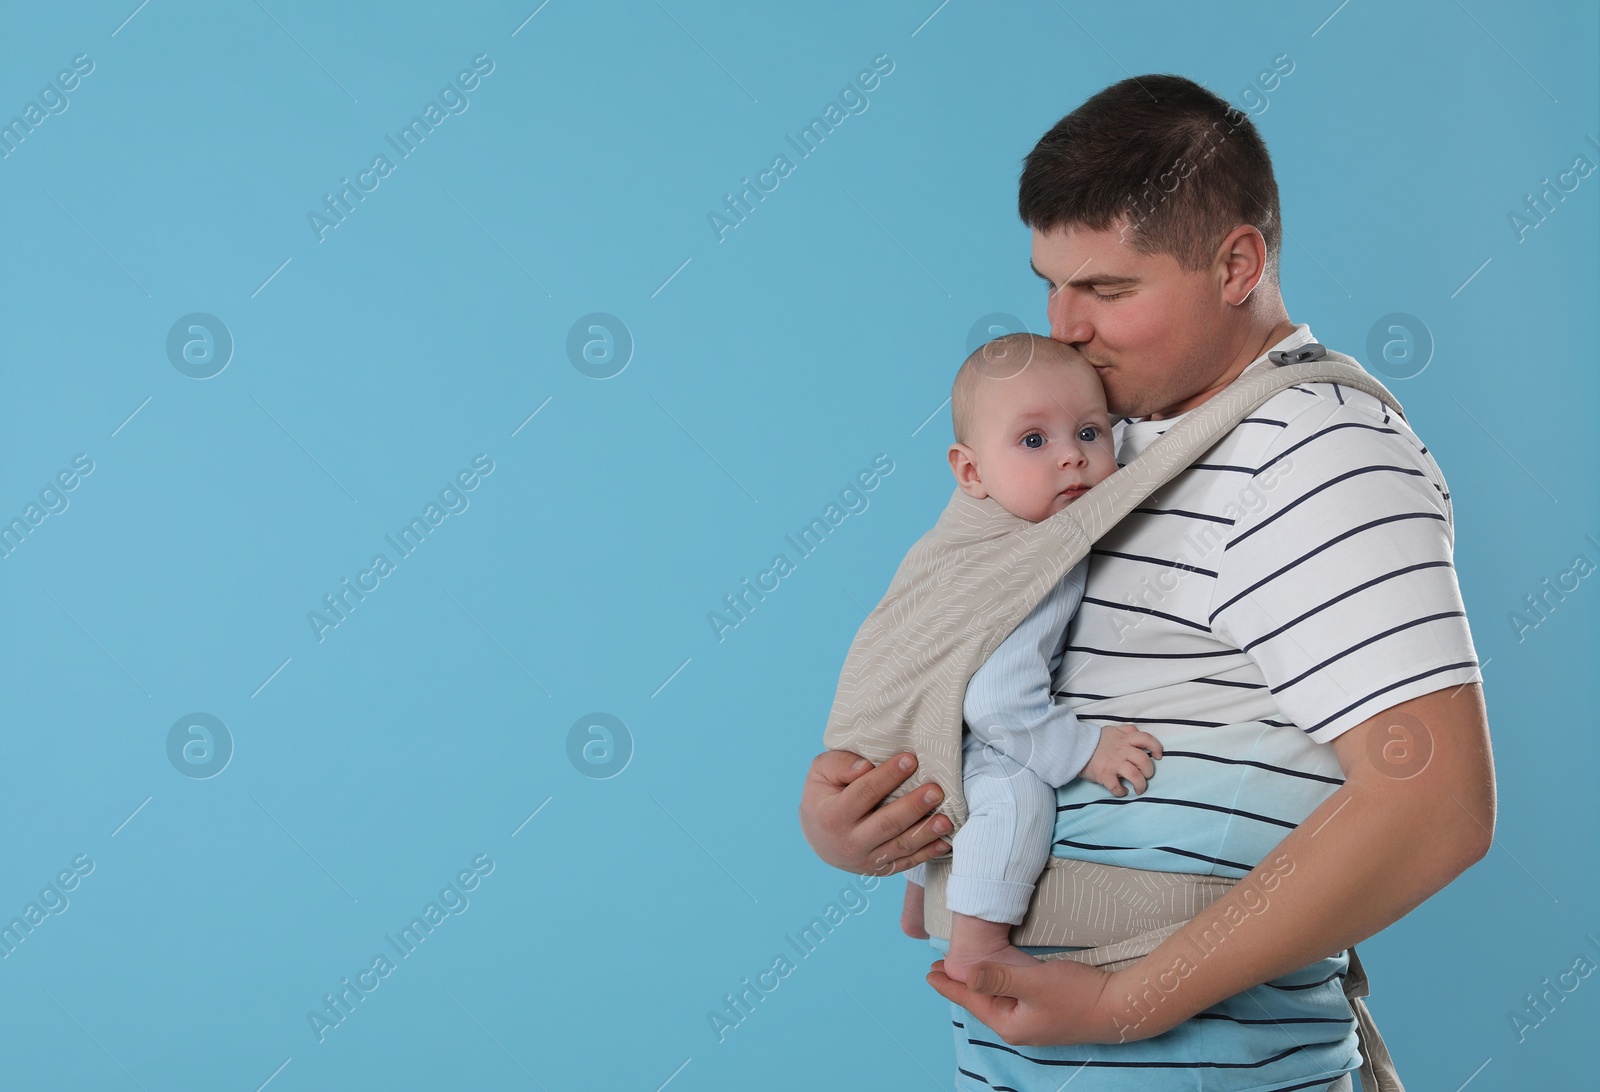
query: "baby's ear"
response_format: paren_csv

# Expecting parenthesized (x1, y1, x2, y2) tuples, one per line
(947, 444, 988, 498)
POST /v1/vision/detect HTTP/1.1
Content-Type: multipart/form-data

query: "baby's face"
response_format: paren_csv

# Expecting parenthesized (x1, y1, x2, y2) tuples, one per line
(961, 359, 1118, 522)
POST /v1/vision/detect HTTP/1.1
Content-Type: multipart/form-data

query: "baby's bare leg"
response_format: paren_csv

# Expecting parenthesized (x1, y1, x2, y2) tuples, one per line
(942, 911, 1041, 983)
(901, 880, 929, 939)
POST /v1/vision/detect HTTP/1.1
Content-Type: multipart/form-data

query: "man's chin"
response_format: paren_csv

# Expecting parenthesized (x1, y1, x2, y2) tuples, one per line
(1099, 385, 1138, 418)
(1098, 379, 1152, 419)
(1088, 366, 1128, 409)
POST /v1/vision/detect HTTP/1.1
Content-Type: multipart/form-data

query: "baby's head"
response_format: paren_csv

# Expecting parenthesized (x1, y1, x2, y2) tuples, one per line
(948, 334, 1118, 522)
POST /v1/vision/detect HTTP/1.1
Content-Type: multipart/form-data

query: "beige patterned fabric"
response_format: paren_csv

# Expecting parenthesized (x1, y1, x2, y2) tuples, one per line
(822, 351, 1406, 1089)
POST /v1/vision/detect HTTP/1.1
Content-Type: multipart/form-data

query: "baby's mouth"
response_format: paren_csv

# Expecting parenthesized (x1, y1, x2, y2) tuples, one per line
(1059, 484, 1090, 500)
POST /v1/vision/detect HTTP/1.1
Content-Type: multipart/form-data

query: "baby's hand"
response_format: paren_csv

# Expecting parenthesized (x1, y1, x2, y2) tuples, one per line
(1081, 724, 1163, 797)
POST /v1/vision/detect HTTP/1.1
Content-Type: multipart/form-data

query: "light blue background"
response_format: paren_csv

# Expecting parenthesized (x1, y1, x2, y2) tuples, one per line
(0, 2, 1595, 1089)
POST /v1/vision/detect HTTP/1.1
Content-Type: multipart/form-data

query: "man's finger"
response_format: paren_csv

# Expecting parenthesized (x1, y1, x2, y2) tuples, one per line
(810, 748, 874, 787)
(864, 776, 948, 847)
(926, 963, 1018, 1027)
(968, 961, 1016, 996)
(838, 751, 920, 814)
(874, 835, 953, 877)
(869, 822, 950, 876)
(868, 808, 952, 874)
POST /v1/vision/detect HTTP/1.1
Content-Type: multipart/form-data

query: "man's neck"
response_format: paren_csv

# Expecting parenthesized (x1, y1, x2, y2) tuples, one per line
(1147, 317, 1299, 421)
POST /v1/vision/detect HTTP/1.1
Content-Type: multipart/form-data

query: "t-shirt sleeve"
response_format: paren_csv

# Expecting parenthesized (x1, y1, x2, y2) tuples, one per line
(962, 560, 1099, 784)
(1208, 395, 1481, 743)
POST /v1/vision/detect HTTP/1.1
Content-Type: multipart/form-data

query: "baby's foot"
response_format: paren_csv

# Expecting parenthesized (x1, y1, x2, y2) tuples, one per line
(943, 912, 1041, 984)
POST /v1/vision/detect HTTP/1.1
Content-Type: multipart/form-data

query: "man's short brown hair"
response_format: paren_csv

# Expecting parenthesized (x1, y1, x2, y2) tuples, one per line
(1018, 74, 1282, 281)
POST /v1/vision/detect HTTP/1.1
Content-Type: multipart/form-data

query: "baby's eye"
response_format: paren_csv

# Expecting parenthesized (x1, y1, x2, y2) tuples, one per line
(1077, 425, 1101, 443)
(1022, 432, 1045, 449)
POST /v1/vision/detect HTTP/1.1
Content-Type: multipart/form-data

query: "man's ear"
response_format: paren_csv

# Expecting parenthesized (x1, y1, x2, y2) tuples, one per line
(1214, 224, 1268, 307)
(948, 444, 988, 499)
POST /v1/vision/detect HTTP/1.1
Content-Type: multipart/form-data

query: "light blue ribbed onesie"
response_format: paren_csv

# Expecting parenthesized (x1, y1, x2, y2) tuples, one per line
(907, 558, 1099, 923)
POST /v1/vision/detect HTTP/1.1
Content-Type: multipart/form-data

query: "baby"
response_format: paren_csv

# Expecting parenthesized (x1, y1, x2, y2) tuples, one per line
(902, 332, 1163, 982)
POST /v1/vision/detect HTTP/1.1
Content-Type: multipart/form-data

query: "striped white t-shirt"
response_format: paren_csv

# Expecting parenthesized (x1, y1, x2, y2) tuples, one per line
(1047, 324, 1482, 876)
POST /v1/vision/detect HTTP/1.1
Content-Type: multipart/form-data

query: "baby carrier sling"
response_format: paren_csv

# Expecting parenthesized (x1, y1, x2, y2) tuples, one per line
(823, 344, 1405, 1090)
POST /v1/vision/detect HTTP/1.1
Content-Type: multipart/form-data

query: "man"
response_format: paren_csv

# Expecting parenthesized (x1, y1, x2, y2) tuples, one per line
(799, 74, 1494, 1088)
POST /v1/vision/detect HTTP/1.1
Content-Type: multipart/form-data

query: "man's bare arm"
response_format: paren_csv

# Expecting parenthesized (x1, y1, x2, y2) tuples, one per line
(799, 749, 954, 875)
(928, 683, 1495, 1045)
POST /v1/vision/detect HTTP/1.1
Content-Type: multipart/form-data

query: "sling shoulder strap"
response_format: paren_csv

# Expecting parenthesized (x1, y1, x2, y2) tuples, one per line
(1052, 345, 1403, 552)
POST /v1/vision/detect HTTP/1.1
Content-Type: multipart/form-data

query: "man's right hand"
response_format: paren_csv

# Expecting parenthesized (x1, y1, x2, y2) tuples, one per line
(798, 750, 953, 875)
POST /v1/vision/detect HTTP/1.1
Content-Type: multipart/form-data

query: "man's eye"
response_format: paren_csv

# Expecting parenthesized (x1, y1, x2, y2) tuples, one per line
(1091, 290, 1126, 301)
(1022, 433, 1044, 449)
(1077, 426, 1101, 442)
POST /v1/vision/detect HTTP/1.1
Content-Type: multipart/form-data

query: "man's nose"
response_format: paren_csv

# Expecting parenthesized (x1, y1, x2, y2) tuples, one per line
(1047, 288, 1092, 346)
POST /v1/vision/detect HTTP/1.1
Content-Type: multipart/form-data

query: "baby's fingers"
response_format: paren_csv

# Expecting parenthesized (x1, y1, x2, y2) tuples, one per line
(1128, 730, 1163, 759)
(1115, 724, 1164, 759)
(1113, 743, 1157, 781)
(1117, 762, 1149, 795)
(1094, 768, 1129, 797)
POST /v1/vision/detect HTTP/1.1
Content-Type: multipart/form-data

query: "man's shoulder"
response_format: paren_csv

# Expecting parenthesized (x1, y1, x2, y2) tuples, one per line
(1217, 359, 1426, 471)
(1204, 358, 1457, 534)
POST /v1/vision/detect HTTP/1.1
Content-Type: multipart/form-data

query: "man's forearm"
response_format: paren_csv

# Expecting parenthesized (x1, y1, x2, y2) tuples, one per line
(1101, 684, 1495, 1039)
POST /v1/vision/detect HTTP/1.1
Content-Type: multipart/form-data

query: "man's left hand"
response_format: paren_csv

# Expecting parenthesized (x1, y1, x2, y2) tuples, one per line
(927, 958, 1153, 1046)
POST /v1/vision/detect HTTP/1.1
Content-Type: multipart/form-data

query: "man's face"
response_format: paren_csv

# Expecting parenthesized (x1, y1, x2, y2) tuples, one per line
(1030, 222, 1229, 419)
